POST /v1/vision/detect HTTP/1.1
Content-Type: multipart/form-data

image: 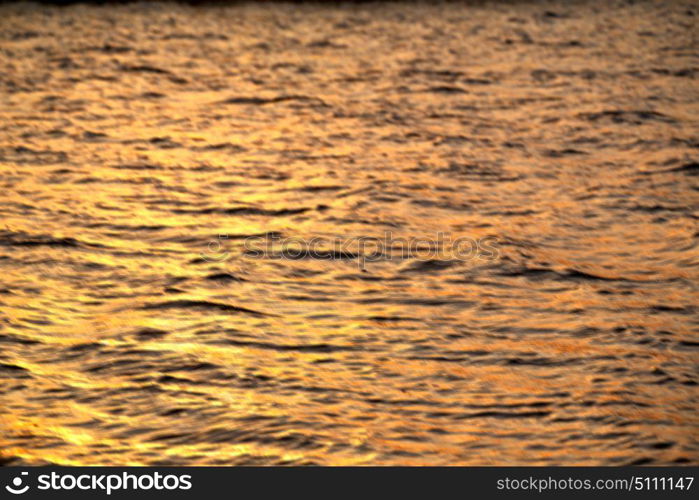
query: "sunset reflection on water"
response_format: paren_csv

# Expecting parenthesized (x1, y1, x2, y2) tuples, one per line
(0, 1, 697, 465)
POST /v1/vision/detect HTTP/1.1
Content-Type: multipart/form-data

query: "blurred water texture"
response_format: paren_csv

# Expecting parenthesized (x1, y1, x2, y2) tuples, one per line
(0, 0, 697, 465)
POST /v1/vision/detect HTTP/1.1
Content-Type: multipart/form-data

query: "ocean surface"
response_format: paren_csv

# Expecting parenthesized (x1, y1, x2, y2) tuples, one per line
(0, 0, 697, 465)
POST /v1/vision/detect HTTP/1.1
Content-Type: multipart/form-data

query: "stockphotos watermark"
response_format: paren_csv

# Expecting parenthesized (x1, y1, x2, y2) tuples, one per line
(201, 231, 499, 271)
(4, 470, 192, 495)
